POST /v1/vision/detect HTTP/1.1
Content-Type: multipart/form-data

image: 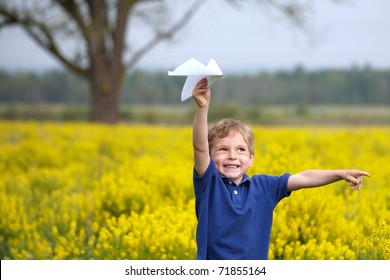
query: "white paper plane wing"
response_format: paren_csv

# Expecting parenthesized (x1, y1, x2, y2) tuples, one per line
(168, 58, 223, 102)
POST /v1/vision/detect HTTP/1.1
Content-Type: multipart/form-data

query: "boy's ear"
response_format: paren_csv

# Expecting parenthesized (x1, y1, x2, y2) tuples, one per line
(249, 154, 254, 166)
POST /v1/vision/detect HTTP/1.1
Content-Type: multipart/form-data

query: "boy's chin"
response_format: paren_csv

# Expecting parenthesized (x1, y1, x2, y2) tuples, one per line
(220, 171, 243, 181)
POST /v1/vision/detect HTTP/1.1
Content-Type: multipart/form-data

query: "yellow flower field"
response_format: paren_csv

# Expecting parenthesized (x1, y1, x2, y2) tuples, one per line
(0, 121, 389, 260)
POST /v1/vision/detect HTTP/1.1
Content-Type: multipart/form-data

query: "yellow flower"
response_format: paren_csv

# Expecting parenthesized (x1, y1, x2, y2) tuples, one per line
(0, 122, 389, 260)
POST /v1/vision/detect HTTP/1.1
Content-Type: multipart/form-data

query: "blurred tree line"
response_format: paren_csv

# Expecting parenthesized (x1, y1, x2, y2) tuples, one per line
(0, 65, 389, 105)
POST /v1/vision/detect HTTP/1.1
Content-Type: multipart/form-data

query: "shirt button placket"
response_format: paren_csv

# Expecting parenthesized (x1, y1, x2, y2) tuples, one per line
(233, 187, 241, 208)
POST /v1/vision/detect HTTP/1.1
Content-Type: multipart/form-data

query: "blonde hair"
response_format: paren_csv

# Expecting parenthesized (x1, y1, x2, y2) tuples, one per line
(208, 118, 254, 155)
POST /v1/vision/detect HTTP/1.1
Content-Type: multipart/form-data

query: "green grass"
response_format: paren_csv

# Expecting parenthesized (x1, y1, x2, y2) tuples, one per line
(0, 104, 389, 125)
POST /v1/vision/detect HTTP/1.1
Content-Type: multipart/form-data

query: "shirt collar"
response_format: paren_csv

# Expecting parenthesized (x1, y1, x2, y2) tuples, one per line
(221, 174, 251, 186)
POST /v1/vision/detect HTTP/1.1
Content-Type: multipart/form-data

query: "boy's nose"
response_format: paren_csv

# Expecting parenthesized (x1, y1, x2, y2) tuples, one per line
(228, 150, 237, 160)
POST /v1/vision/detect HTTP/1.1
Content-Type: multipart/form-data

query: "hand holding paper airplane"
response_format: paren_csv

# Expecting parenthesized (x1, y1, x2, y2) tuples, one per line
(168, 58, 223, 102)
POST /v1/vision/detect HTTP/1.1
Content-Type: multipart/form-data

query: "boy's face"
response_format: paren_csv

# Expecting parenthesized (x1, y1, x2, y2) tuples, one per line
(210, 131, 254, 185)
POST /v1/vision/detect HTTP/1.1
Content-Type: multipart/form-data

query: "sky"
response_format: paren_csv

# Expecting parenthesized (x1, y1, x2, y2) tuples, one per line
(0, 0, 389, 74)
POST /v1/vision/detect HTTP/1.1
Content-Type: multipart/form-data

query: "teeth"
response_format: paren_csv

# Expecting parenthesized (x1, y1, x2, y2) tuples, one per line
(225, 165, 239, 169)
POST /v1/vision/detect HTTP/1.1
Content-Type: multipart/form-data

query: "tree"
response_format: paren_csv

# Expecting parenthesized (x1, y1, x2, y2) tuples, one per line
(0, 0, 320, 123)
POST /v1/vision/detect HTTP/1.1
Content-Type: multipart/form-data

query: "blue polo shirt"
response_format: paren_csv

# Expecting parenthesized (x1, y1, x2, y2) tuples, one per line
(194, 159, 291, 260)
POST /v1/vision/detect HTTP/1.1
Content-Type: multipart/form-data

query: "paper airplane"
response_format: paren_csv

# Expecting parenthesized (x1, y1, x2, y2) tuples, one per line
(168, 58, 223, 102)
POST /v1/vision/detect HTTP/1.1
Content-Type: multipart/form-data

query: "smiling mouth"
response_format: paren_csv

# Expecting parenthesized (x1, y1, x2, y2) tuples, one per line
(223, 164, 240, 169)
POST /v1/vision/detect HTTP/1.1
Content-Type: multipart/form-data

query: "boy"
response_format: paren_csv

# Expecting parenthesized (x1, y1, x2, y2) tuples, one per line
(192, 78, 370, 260)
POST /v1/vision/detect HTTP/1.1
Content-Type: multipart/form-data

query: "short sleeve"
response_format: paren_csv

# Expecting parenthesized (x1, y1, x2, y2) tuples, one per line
(251, 172, 291, 207)
(193, 159, 215, 197)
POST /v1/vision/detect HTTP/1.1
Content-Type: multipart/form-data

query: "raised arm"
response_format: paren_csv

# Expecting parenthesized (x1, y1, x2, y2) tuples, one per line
(287, 169, 371, 192)
(192, 78, 211, 176)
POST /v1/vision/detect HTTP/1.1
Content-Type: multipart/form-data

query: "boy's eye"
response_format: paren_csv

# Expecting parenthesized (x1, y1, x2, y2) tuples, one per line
(238, 148, 246, 152)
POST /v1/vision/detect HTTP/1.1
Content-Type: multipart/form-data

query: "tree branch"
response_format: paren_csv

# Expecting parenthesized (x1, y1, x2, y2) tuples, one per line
(0, 7, 21, 28)
(126, 0, 207, 69)
(111, 0, 136, 71)
(0, 3, 87, 76)
(27, 23, 88, 76)
(55, 0, 89, 39)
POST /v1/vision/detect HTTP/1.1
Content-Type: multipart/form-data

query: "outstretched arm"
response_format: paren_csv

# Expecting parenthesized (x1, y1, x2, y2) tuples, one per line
(192, 78, 211, 177)
(287, 169, 371, 192)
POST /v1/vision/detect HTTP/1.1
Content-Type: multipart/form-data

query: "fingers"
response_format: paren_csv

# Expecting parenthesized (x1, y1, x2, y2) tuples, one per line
(350, 178, 362, 191)
(194, 78, 209, 91)
(348, 170, 370, 191)
(348, 176, 360, 189)
(359, 171, 371, 177)
(192, 78, 210, 108)
(192, 79, 208, 98)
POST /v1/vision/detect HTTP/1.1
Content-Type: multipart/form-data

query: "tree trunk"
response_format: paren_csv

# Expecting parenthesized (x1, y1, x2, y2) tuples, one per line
(88, 65, 125, 123)
(89, 84, 120, 123)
